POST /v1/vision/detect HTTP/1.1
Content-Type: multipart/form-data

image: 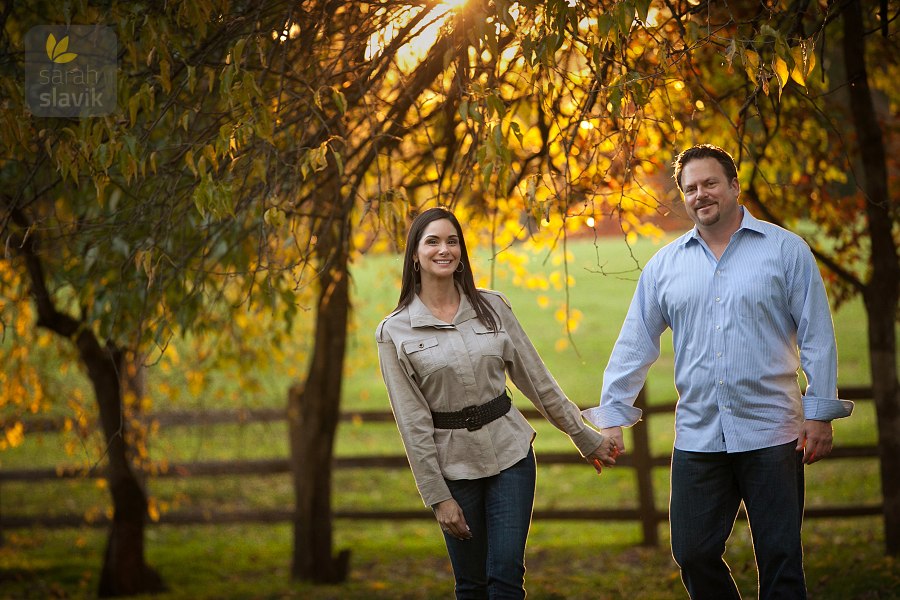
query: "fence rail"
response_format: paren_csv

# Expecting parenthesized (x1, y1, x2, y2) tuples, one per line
(0, 386, 881, 545)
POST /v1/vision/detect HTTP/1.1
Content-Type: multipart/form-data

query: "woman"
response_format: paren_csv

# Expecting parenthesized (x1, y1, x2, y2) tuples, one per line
(376, 207, 618, 598)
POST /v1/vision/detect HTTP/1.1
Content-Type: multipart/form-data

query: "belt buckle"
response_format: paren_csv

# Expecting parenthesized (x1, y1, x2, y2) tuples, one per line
(462, 405, 481, 431)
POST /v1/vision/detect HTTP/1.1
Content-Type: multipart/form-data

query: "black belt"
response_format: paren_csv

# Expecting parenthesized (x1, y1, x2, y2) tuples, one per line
(431, 392, 511, 431)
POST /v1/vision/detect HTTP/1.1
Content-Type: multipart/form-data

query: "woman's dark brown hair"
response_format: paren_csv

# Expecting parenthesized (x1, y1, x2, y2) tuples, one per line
(396, 207, 500, 333)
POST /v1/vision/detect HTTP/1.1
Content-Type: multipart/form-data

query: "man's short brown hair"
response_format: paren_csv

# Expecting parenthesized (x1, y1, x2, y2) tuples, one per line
(673, 144, 738, 192)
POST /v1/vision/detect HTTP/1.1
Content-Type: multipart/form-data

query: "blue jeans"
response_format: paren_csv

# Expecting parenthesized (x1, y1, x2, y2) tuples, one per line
(441, 447, 536, 599)
(670, 441, 806, 600)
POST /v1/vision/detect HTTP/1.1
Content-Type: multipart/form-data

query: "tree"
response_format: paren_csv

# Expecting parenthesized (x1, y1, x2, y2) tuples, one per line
(1, 1, 312, 593)
(2, 2, 896, 597)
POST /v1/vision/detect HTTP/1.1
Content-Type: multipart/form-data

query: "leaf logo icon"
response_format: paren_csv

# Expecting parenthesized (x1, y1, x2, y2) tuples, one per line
(46, 34, 78, 64)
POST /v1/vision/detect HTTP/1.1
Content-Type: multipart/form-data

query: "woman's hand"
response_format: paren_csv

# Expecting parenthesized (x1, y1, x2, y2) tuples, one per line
(433, 498, 472, 540)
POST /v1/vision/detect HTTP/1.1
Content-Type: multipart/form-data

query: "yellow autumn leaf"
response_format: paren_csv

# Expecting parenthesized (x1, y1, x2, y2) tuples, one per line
(805, 48, 816, 76)
(743, 49, 760, 82)
(159, 59, 172, 93)
(186, 370, 204, 397)
(789, 45, 816, 87)
(148, 497, 161, 522)
(5, 422, 24, 448)
(774, 56, 790, 93)
(185, 151, 197, 176)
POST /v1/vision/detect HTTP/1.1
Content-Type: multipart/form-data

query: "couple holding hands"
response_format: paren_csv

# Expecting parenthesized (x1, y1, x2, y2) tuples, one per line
(376, 144, 852, 599)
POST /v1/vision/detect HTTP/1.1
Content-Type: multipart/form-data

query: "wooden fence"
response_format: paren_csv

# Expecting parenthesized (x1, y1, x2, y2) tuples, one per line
(0, 386, 882, 547)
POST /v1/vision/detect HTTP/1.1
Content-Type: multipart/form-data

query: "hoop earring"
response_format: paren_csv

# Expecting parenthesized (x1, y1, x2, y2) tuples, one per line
(413, 261, 419, 272)
(456, 262, 464, 273)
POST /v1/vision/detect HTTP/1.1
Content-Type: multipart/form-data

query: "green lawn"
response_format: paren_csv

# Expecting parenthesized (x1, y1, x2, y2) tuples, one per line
(0, 236, 894, 599)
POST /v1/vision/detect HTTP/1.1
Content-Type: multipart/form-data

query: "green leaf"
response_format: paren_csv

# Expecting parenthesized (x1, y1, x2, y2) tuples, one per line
(232, 37, 247, 71)
(487, 94, 506, 118)
(332, 87, 347, 115)
(634, 0, 651, 23)
(510, 122, 523, 147)
(469, 102, 483, 125)
(482, 160, 494, 189)
(332, 149, 344, 176)
(616, 2, 632, 36)
(263, 207, 286, 228)
(459, 99, 469, 122)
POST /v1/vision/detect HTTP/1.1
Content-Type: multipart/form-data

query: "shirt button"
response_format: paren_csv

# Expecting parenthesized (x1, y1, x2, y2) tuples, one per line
(715, 297, 720, 302)
(716, 352, 722, 357)
(715, 325, 721, 330)
(719, 380, 724, 385)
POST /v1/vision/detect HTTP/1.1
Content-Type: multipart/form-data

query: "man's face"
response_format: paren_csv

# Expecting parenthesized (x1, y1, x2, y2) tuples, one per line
(680, 157, 740, 229)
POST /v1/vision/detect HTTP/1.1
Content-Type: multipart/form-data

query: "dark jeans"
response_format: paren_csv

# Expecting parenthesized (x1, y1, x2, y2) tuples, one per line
(670, 441, 806, 600)
(441, 447, 536, 599)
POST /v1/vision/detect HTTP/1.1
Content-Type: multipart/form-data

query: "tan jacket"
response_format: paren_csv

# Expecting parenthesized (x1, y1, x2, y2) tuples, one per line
(376, 287, 604, 507)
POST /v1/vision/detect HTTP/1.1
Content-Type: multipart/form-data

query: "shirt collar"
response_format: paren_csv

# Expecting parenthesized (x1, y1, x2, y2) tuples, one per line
(409, 283, 477, 328)
(680, 206, 765, 247)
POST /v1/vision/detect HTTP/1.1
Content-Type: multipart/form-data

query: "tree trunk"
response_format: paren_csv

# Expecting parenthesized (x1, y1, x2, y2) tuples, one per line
(288, 203, 352, 583)
(85, 342, 165, 597)
(842, 0, 900, 555)
(10, 204, 165, 594)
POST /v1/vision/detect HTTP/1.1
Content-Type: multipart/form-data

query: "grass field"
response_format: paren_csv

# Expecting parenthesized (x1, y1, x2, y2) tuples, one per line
(1, 235, 896, 599)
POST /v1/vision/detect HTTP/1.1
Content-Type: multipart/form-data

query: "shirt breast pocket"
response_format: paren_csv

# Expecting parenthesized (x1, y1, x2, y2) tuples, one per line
(402, 337, 443, 377)
(472, 323, 504, 357)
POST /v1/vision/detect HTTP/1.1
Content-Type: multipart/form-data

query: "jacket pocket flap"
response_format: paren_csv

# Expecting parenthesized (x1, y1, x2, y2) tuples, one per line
(471, 323, 502, 335)
(402, 337, 438, 354)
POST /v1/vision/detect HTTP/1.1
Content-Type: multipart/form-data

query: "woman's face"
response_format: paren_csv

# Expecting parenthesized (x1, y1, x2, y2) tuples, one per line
(414, 218, 461, 282)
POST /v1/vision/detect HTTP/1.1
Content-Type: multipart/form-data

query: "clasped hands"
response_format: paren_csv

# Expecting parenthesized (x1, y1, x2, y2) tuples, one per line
(586, 426, 624, 474)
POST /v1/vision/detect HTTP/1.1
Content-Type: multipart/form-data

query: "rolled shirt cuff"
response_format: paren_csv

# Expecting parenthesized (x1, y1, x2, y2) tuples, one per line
(581, 404, 643, 430)
(570, 426, 605, 457)
(802, 395, 854, 421)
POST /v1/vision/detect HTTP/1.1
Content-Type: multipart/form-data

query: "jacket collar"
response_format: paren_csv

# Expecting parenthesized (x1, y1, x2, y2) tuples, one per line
(409, 283, 477, 328)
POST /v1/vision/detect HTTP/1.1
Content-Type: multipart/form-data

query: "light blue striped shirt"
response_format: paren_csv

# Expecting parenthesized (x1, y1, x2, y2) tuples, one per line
(583, 208, 853, 453)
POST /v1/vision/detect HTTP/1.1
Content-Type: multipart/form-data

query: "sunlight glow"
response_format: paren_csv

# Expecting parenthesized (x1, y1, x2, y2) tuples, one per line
(366, 1, 472, 71)
(272, 22, 300, 42)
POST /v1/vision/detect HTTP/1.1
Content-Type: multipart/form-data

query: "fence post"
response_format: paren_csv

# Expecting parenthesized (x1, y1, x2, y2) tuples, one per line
(631, 387, 659, 546)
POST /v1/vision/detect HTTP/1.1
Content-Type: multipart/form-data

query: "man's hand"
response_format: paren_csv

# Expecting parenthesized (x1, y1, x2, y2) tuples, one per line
(433, 498, 472, 540)
(797, 419, 833, 464)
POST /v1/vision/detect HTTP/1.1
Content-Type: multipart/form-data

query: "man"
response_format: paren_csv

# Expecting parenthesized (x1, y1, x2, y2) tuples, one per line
(583, 144, 853, 599)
